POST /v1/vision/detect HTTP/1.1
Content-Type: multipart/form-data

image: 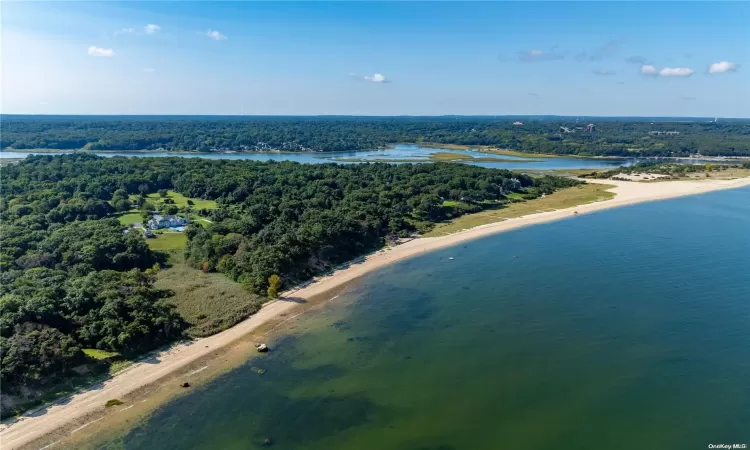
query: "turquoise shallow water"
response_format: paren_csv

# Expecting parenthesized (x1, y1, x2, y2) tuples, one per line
(107, 187, 750, 450)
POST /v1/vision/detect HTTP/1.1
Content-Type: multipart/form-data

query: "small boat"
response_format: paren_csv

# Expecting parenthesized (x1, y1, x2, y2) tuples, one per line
(449, 257, 455, 260)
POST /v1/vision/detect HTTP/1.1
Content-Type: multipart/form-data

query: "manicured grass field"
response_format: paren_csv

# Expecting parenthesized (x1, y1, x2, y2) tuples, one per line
(425, 183, 616, 237)
(155, 255, 267, 337)
(146, 232, 187, 251)
(115, 212, 142, 226)
(144, 190, 217, 209)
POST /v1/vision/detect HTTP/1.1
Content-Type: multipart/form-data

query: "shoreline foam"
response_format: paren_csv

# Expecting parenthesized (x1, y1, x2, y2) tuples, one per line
(3, 177, 750, 449)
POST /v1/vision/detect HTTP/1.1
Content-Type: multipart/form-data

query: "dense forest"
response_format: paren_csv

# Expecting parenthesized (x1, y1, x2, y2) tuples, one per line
(3, 116, 750, 156)
(0, 154, 578, 407)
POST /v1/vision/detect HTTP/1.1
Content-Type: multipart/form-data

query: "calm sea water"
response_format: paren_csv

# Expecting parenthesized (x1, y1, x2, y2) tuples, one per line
(102, 187, 750, 450)
(0, 145, 633, 170)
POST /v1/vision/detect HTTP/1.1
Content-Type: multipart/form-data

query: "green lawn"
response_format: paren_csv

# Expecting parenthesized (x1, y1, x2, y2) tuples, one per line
(425, 183, 616, 237)
(82, 349, 121, 360)
(115, 211, 142, 226)
(143, 190, 217, 209)
(146, 232, 187, 251)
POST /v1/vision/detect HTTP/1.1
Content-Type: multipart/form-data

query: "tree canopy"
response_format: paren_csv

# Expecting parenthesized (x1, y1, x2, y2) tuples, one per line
(0, 153, 578, 400)
(3, 116, 750, 156)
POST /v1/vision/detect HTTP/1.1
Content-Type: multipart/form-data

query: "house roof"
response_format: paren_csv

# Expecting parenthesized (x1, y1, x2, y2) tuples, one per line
(150, 214, 183, 222)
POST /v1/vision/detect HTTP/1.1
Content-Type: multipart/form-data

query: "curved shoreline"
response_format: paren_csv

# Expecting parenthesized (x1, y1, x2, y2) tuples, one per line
(2, 177, 750, 450)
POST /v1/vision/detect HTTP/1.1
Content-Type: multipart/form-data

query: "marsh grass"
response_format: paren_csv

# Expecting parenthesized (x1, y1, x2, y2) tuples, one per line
(155, 255, 267, 337)
(425, 183, 616, 236)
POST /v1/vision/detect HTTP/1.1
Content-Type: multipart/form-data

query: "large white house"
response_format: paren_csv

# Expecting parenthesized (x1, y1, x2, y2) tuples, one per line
(147, 215, 187, 230)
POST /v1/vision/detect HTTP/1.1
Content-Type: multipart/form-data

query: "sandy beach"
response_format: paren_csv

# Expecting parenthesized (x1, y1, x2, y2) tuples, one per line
(2, 176, 750, 450)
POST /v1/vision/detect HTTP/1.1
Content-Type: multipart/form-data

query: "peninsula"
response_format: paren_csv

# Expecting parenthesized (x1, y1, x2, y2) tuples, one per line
(3, 174, 750, 450)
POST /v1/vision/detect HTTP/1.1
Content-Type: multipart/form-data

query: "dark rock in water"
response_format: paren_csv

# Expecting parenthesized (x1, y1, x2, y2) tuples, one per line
(257, 343, 269, 352)
(180, 382, 191, 388)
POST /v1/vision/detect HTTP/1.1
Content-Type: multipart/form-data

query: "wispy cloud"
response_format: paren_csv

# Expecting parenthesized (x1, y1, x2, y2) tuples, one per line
(205, 29, 227, 41)
(708, 61, 737, 73)
(350, 73, 391, 83)
(518, 48, 565, 62)
(588, 39, 622, 61)
(592, 69, 616, 76)
(641, 64, 658, 76)
(144, 24, 161, 34)
(659, 67, 694, 77)
(626, 56, 648, 64)
(119, 27, 135, 34)
(88, 46, 114, 57)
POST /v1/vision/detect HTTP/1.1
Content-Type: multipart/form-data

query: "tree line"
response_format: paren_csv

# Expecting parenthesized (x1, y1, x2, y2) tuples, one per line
(0, 154, 578, 406)
(579, 160, 750, 179)
(3, 116, 750, 156)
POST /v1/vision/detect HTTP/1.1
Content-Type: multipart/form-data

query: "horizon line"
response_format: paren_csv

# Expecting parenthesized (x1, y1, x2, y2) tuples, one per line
(0, 114, 744, 120)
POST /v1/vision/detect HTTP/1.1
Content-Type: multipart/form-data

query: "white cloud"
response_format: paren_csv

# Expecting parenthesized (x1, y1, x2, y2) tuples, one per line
(592, 69, 616, 76)
(659, 67, 693, 77)
(205, 29, 227, 41)
(363, 73, 389, 83)
(708, 61, 737, 73)
(88, 46, 114, 57)
(143, 68, 155, 72)
(120, 28, 135, 34)
(144, 24, 161, 34)
(641, 64, 694, 78)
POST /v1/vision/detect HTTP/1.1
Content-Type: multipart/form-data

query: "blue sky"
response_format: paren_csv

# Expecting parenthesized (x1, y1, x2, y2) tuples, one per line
(2, 1, 748, 117)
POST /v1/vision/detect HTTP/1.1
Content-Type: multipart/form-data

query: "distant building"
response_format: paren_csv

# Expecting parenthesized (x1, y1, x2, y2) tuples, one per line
(147, 215, 187, 230)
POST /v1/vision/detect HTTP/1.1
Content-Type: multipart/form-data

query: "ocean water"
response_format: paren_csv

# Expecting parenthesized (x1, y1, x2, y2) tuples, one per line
(0, 145, 633, 170)
(107, 187, 750, 450)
